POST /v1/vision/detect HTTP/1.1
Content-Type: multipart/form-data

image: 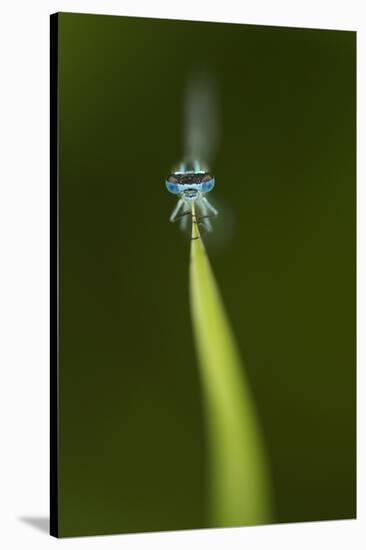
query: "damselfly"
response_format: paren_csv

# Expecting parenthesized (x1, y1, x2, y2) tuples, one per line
(165, 71, 219, 233)
(165, 159, 218, 232)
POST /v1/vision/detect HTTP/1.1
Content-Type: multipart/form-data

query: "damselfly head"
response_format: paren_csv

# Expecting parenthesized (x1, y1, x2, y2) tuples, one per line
(165, 171, 215, 195)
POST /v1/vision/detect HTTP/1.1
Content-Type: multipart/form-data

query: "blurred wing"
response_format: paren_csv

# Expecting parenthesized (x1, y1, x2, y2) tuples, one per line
(184, 70, 219, 166)
(198, 194, 235, 253)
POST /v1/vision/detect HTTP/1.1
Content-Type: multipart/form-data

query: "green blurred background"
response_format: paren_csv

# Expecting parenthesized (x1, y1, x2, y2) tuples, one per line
(56, 13, 356, 537)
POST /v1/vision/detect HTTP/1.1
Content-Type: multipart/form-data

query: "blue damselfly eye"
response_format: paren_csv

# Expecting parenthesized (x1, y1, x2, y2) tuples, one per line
(201, 178, 215, 192)
(166, 175, 180, 194)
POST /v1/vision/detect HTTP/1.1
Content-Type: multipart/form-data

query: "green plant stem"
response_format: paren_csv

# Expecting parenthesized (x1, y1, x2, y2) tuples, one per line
(189, 204, 272, 527)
